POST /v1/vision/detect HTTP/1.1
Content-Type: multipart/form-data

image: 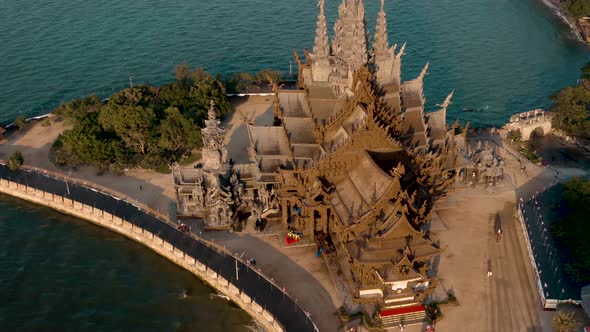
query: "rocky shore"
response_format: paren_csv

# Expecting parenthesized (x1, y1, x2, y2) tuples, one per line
(544, 0, 590, 43)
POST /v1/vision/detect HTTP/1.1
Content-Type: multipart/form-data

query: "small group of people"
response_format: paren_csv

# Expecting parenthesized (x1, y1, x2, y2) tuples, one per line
(178, 222, 190, 234)
(285, 230, 303, 245)
(315, 246, 324, 257)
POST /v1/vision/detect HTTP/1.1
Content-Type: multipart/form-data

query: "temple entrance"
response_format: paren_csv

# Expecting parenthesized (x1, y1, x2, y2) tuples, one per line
(530, 127, 544, 139)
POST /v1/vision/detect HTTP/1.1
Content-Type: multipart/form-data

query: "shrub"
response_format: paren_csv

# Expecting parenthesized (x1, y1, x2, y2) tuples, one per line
(7, 151, 24, 171)
(13, 116, 26, 130)
(552, 311, 581, 332)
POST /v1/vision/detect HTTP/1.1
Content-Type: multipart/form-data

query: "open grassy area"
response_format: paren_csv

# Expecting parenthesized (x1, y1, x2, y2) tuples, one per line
(179, 151, 202, 166)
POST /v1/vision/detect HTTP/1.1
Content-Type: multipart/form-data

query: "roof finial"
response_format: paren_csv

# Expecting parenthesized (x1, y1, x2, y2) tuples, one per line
(373, 0, 389, 57)
(208, 100, 217, 121)
(317, 0, 324, 15)
(418, 62, 430, 81)
(436, 91, 454, 109)
(313, 0, 329, 58)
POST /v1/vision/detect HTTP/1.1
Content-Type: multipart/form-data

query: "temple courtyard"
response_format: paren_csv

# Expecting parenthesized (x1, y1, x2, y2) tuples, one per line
(2, 95, 587, 331)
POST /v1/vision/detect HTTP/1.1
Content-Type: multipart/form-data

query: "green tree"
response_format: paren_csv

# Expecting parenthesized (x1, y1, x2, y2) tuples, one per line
(55, 112, 125, 168)
(54, 95, 103, 124)
(50, 65, 230, 172)
(175, 62, 192, 88)
(190, 79, 230, 121)
(580, 61, 590, 80)
(14, 116, 26, 130)
(99, 87, 158, 155)
(7, 151, 24, 171)
(551, 177, 590, 282)
(158, 106, 202, 157)
(561, 0, 590, 19)
(552, 311, 582, 332)
(507, 130, 522, 142)
(551, 85, 590, 138)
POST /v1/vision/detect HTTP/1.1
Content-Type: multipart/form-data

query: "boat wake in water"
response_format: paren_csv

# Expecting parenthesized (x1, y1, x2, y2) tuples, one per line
(210, 292, 230, 301)
(180, 288, 192, 299)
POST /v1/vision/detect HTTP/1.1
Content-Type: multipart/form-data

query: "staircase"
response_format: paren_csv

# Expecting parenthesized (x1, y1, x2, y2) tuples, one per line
(379, 305, 427, 328)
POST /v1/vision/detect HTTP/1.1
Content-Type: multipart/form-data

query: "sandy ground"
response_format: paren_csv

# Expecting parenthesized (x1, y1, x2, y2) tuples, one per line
(223, 95, 275, 163)
(2, 107, 587, 332)
(429, 133, 590, 332)
(0, 119, 177, 219)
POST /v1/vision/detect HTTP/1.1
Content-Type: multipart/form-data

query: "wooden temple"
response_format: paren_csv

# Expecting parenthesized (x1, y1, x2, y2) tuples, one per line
(175, 0, 468, 326)
(245, 0, 466, 324)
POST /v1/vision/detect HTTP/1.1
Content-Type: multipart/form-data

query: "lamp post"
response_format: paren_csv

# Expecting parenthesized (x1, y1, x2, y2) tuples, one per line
(65, 170, 72, 196)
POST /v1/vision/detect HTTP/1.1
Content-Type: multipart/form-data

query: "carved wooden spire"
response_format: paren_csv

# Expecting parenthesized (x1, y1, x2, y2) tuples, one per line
(373, 0, 389, 57)
(331, 0, 368, 71)
(437, 91, 454, 112)
(418, 62, 430, 83)
(313, 0, 329, 58)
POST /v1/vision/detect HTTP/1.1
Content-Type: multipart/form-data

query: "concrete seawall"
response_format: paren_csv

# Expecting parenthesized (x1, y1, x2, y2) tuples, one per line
(0, 168, 316, 332)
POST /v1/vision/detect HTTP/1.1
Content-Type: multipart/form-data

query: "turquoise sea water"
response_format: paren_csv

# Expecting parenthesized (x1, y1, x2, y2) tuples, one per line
(0, 0, 589, 330)
(0, 0, 588, 126)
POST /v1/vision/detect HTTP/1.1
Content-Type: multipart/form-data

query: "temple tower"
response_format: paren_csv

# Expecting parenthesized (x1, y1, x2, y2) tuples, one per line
(331, 0, 369, 77)
(372, 0, 399, 85)
(201, 100, 228, 170)
(311, 0, 332, 82)
(373, 0, 389, 57)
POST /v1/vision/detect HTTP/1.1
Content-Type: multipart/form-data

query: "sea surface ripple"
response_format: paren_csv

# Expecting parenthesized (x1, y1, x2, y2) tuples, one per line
(0, 0, 588, 126)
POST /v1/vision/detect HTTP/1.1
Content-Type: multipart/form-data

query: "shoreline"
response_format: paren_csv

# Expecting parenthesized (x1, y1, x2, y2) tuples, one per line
(0, 163, 317, 332)
(539, 0, 588, 43)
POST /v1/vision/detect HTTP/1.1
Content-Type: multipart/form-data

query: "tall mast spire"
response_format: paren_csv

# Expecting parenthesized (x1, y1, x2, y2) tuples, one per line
(313, 0, 329, 58)
(373, 0, 390, 57)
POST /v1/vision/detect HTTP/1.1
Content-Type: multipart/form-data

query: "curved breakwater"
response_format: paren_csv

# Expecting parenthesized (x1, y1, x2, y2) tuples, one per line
(0, 163, 318, 332)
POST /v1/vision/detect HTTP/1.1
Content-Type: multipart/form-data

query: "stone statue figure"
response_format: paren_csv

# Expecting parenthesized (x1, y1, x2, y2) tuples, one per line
(201, 100, 228, 170)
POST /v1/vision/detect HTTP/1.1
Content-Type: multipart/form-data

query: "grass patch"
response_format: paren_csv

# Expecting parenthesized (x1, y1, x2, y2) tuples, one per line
(179, 151, 202, 166)
(154, 164, 172, 174)
(518, 147, 541, 163)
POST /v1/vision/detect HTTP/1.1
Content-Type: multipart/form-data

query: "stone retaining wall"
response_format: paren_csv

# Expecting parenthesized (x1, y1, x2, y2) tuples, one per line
(0, 178, 284, 332)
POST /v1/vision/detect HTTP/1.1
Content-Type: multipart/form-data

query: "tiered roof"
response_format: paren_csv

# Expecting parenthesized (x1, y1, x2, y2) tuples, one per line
(246, 0, 461, 303)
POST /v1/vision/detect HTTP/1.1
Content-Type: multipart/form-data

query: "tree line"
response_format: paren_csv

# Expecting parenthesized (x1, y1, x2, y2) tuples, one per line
(550, 61, 590, 140)
(53, 64, 231, 172)
(561, 0, 590, 19)
(52, 65, 285, 172)
(551, 177, 590, 283)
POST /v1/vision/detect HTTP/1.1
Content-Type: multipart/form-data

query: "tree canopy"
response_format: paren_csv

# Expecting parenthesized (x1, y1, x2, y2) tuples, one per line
(561, 0, 590, 19)
(551, 177, 590, 283)
(552, 311, 582, 332)
(99, 88, 158, 156)
(53, 64, 230, 172)
(550, 61, 590, 139)
(551, 85, 590, 138)
(7, 151, 24, 171)
(225, 69, 282, 94)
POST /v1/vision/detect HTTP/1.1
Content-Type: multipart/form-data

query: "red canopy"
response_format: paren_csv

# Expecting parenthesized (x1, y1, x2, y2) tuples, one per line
(379, 305, 425, 317)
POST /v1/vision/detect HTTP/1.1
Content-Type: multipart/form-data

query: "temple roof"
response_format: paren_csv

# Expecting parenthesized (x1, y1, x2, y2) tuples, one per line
(278, 92, 311, 118)
(248, 126, 291, 156)
(329, 150, 396, 223)
(283, 117, 317, 144)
